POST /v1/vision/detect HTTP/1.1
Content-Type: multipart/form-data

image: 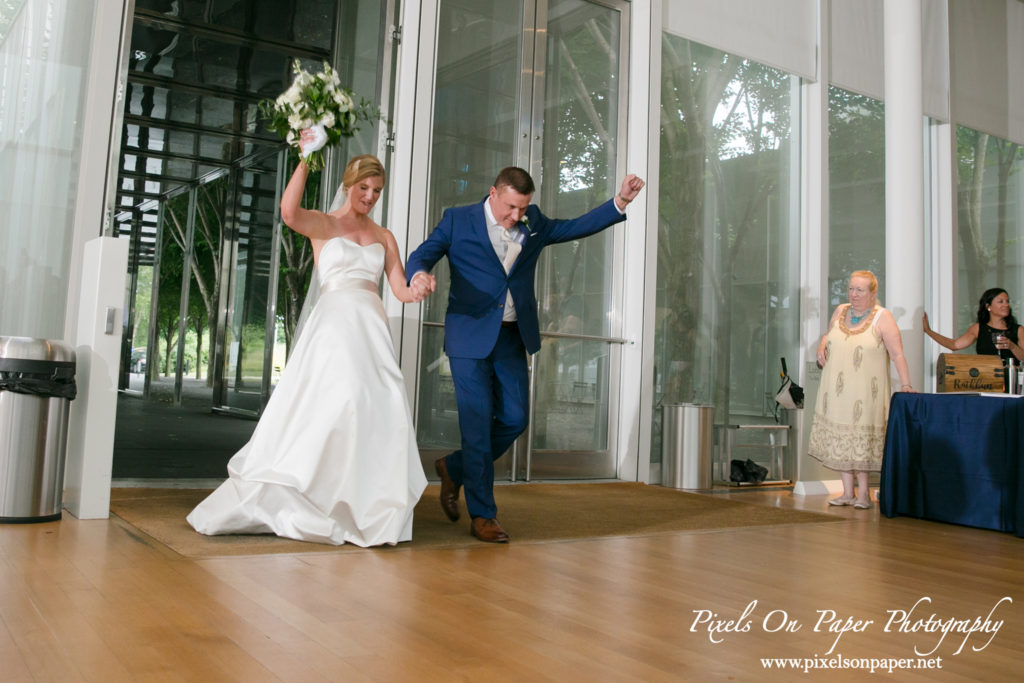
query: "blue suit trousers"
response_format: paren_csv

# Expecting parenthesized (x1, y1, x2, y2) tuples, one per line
(443, 324, 529, 519)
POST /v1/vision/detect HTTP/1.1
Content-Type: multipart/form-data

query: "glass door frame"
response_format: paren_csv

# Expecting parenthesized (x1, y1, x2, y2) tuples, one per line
(514, 0, 631, 480)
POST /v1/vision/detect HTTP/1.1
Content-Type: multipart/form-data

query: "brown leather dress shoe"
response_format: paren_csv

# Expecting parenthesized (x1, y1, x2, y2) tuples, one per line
(434, 457, 461, 522)
(470, 517, 510, 543)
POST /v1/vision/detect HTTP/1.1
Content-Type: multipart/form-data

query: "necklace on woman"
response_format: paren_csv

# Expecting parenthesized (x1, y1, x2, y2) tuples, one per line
(850, 307, 870, 325)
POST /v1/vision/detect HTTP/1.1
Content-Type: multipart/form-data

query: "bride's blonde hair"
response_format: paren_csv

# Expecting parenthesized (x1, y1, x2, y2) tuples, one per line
(342, 154, 385, 190)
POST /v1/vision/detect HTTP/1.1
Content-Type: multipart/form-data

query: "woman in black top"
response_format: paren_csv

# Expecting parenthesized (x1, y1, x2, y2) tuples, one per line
(923, 288, 1023, 362)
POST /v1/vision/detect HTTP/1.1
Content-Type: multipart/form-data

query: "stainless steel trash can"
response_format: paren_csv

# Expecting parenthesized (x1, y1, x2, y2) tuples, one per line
(0, 337, 77, 522)
(661, 403, 713, 489)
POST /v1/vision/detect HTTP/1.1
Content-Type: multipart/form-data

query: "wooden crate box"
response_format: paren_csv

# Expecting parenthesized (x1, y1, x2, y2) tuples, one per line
(936, 353, 1005, 393)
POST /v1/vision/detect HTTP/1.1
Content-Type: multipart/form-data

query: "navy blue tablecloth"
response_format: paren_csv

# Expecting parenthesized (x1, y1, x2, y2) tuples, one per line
(880, 392, 1024, 535)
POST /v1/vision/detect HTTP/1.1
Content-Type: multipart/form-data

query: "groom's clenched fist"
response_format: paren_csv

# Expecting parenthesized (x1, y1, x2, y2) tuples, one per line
(614, 174, 645, 211)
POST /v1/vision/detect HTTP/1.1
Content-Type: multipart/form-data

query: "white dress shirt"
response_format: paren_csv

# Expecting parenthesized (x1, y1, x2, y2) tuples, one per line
(483, 198, 519, 322)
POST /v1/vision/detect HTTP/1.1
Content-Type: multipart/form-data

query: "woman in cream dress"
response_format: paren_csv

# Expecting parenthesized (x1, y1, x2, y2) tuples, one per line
(808, 270, 914, 509)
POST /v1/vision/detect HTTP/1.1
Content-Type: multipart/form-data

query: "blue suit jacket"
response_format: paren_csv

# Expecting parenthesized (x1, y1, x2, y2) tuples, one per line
(407, 197, 626, 358)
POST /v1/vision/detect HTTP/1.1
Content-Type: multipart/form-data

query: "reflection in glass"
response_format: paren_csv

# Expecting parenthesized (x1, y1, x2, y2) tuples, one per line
(414, 326, 461, 459)
(113, 0, 391, 479)
(530, 0, 622, 476)
(126, 261, 155, 393)
(133, 0, 336, 50)
(151, 194, 187, 388)
(221, 160, 280, 413)
(531, 339, 610, 453)
(536, 0, 620, 338)
(420, 0, 525, 327)
(654, 35, 800, 463)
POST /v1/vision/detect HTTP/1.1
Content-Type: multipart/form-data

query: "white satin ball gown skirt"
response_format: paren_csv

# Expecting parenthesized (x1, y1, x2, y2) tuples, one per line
(187, 238, 427, 546)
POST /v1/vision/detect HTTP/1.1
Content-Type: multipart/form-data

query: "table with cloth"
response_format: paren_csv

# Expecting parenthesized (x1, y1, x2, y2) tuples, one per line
(880, 392, 1024, 535)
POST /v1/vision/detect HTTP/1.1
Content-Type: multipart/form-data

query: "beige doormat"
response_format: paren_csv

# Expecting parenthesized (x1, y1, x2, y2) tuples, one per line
(109, 482, 838, 558)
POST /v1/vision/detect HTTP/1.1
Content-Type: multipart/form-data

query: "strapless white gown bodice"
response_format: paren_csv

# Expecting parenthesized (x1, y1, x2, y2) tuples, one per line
(319, 235, 382, 283)
(187, 237, 427, 546)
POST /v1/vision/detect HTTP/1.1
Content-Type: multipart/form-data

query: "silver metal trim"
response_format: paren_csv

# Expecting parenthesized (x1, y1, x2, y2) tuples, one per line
(133, 8, 331, 60)
(260, 150, 288, 407)
(120, 208, 144, 391)
(102, 0, 136, 237)
(173, 187, 199, 406)
(529, 0, 548, 185)
(420, 320, 628, 346)
(144, 203, 166, 399)
(518, 1, 538, 171)
(210, 169, 238, 409)
(211, 406, 259, 420)
(378, 0, 401, 228)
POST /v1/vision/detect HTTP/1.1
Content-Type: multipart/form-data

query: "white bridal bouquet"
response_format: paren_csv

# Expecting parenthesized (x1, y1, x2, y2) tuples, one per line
(260, 60, 376, 172)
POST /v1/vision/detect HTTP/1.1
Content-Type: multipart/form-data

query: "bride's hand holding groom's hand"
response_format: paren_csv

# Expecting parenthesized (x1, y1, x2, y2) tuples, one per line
(408, 286, 429, 304)
(410, 272, 437, 302)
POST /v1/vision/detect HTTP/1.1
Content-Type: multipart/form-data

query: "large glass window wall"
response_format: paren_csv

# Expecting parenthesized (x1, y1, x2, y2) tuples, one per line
(117, 0, 388, 412)
(828, 86, 886, 306)
(653, 35, 800, 466)
(415, 0, 628, 480)
(955, 126, 1024, 332)
(112, 0, 391, 479)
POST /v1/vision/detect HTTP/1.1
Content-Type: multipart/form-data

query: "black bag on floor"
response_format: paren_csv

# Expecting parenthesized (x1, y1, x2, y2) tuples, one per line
(743, 458, 768, 484)
(730, 458, 769, 484)
(730, 459, 746, 483)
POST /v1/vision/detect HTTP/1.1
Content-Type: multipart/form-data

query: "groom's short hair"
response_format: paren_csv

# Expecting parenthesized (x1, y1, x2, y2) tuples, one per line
(493, 167, 535, 196)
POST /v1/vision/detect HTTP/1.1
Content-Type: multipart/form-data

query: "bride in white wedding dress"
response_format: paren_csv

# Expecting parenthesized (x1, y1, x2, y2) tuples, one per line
(187, 150, 428, 546)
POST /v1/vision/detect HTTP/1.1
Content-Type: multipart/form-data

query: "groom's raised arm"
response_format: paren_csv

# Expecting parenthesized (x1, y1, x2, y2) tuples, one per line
(545, 173, 645, 244)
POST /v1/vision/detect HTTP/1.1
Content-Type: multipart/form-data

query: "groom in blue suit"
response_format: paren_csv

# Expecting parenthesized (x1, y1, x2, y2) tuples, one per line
(407, 167, 645, 542)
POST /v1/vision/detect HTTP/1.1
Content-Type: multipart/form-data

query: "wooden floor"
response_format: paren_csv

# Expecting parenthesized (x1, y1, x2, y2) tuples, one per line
(1, 487, 1021, 682)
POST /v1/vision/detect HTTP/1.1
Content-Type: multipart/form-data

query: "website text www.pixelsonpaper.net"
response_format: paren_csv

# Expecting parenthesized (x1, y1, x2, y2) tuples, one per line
(760, 654, 942, 674)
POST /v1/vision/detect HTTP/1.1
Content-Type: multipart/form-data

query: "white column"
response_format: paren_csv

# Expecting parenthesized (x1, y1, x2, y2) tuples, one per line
(793, 0, 834, 496)
(883, 0, 925, 389)
(619, 0, 656, 483)
(63, 0, 131, 337)
(392, 0, 437, 402)
(63, 237, 128, 519)
(61, 0, 131, 519)
(925, 122, 956, 393)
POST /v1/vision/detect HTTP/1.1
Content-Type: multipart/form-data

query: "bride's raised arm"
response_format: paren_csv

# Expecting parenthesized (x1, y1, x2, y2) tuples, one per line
(280, 130, 337, 240)
(280, 161, 335, 241)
